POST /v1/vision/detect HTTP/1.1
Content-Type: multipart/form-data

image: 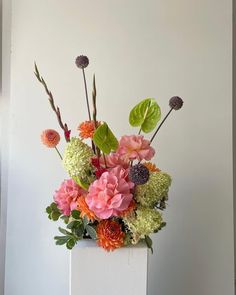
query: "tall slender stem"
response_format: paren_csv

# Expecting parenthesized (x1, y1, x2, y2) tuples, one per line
(82, 68, 91, 120)
(150, 107, 174, 143)
(55, 146, 63, 160)
(103, 153, 107, 168)
(92, 74, 100, 158)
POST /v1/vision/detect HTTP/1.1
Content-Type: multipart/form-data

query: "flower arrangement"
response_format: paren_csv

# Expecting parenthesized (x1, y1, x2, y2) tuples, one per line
(35, 55, 183, 252)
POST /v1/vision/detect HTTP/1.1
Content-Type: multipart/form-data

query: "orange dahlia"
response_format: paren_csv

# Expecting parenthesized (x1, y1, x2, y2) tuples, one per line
(97, 220, 125, 251)
(144, 162, 160, 172)
(77, 195, 97, 222)
(41, 129, 60, 148)
(78, 121, 97, 139)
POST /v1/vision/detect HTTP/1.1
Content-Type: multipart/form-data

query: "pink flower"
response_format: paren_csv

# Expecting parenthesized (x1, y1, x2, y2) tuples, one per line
(86, 166, 134, 219)
(100, 152, 130, 169)
(54, 179, 86, 216)
(117, 135, 155, 161)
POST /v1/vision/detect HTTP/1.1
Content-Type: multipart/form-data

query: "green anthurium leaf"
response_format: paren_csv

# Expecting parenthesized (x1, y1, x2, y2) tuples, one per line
(86, 225, 97, 240)
(72, 176, 89, 190)
(93, 122, 118, 154)
(145, 235, 153, 253)
(129, 98, 161, 133)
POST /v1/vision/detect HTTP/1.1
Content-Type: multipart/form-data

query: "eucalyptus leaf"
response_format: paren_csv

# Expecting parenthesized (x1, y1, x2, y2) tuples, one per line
(86, 225, 97, 240)
(93, 122, 118, 154)
(129, 98, 161, 133)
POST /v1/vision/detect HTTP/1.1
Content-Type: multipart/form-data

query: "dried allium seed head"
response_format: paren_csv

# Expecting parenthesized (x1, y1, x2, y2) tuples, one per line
(169, 96, 183, 110)
(75, 55, 89, 69)
(129, 164, 149, 185)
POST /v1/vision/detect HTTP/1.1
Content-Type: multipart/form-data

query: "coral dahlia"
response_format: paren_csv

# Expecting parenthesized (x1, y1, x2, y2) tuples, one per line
(86, 166, 134, 219)
(99, 152, 130, 169)
(41, 129, 60, 148)
(54, 179, 86, 216)
(117, 135, 155, 162)
(97, 220, 125, 251)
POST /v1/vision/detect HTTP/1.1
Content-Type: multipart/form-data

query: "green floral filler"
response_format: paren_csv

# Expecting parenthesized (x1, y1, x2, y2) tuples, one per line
(124, 207, 163, 244)
(63, 137, 94, 184)
(135, 172, 172, 208)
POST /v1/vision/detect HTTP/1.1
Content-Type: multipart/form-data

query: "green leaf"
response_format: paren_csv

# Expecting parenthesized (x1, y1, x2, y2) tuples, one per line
(66, 238, 76, 250)
(145, 235, 153, 253)
(46, 206, 52, 214)
(93, 122, 118, 154)
(72, 176, 89, 190)
(50, 211, 61, 221)
(75, 224, 84, 237)
(86, 225, 97, 240)
(160, 222, 166, 229)
(67, 220, 82, 230)
(60, 215, 69, 224)
(58, 227, 72, 236)
(83, 216, 89, 227)
(50, 202, 58, 210)
(54, 236, 70, 245)
(71, 210, 81, 220)
(129, 98, 161, 133)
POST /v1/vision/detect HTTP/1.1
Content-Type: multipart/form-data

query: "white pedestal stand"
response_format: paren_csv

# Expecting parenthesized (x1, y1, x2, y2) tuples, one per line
(70, 240, 148, 295)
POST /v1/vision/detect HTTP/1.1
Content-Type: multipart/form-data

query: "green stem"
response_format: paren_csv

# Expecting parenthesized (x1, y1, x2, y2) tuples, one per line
(150, 107, 174, 143)
(55, 146, 63, 160)
(82, 68, 91, 121)
(103, 153, 107, 168)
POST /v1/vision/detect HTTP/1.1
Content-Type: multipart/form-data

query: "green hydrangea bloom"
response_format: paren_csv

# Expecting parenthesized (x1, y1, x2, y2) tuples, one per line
(124, 207, 163, 244)
(135, 172, 171, 208)
(63, 137, 94, 186)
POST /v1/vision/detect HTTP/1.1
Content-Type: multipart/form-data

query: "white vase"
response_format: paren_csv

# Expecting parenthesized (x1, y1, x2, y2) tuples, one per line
(70, 240, 148, 295)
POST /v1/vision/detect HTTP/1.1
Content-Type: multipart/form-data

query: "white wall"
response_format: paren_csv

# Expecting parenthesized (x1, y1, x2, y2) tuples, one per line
(1, 0, 11, 294)
(4, 1, 234, 295)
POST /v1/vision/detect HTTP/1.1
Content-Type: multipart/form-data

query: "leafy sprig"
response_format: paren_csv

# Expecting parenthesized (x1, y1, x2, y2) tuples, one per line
(54, 210, 97, 250)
